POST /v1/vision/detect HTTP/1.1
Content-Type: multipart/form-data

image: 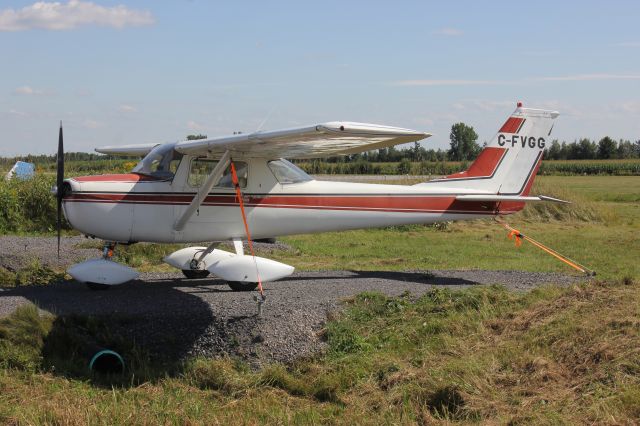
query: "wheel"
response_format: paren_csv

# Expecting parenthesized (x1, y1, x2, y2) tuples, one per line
(227, 281, 259, 292)
(182, 269, 210, 279)
(254, 238, 277, 244)
(86, 282, 111, 291)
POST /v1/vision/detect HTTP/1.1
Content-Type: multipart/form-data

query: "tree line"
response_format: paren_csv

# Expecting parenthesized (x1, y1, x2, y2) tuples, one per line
(1, 126, 639, 168)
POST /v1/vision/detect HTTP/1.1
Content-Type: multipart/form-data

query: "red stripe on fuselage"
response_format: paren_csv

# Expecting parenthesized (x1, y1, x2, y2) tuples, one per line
(72, 173, 165, 183)
(64, 193, 505, 214)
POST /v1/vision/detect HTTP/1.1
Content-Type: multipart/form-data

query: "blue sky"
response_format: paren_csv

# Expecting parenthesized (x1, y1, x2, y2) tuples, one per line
(1, 0, 639, 155)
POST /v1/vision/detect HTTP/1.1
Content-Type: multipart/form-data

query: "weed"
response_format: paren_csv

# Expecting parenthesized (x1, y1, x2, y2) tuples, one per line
(259, 365, 307, 396)
(186, 358, 251, 394)
(0, 261, 65, 288)
(425, 385, 467, 419)
(0, 305, 53, 371)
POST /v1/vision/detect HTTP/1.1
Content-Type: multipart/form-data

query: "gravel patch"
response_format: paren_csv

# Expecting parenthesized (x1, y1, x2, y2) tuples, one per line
(0, 236, 589, 366)
(0, 235, 99, 272)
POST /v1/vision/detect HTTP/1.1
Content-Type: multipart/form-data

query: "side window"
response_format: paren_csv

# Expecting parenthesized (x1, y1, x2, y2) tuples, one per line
(188, 159, 248, 188)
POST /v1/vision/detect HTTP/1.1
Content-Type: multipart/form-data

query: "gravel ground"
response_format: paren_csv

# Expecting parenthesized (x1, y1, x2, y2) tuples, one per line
(0, 236, 589, 366)
(0, 235, 99, 272)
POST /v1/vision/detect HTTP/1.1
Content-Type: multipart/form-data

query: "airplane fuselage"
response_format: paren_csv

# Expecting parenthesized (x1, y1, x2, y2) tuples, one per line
(62, 156, 511, 244)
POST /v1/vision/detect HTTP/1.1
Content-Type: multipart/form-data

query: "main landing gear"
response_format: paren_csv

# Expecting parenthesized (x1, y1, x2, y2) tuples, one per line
(181, 269, 211, 279)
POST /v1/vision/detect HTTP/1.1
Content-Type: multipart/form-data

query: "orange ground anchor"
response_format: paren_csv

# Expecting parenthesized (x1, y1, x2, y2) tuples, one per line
(495, 217, 595, 276)
(230, 161, 266, 304)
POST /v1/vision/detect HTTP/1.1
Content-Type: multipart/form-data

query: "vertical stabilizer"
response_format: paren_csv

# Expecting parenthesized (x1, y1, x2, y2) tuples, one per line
(421, 103, 559, 194)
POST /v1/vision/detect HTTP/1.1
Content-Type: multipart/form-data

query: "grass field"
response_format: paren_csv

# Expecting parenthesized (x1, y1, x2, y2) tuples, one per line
(0, 175, 638, 424)
(266, 175, 638, 281)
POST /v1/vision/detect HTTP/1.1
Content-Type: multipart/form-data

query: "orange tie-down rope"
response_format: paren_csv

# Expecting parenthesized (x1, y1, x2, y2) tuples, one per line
(230, 161, 265, 300)
(495, 217, 595, 276)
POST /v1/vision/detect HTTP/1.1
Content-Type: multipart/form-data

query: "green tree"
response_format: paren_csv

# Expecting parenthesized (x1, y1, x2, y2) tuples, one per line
(546, 140, 562, 160)
(576, 138, 597, 159)
(597, 136, 617, 159)
(448, 123, 480, 161)
(616, 140, 635, 159)
(186, 134, 207, 140)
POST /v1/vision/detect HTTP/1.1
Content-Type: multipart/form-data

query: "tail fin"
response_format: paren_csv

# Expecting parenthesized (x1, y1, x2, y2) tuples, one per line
(423, 103, 559, 195)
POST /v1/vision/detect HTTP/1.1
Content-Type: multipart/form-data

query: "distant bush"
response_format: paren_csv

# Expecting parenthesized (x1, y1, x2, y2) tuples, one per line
(539, 160, 640, 176)
(0, 175, 68, 233)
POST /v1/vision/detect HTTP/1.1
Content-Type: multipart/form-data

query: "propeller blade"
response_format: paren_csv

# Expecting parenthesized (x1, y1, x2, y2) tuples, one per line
(57, 122, 64, 259)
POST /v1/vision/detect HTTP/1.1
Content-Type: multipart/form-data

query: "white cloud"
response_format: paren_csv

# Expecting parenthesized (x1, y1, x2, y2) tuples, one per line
(537, 74, 640, 82)
(0, 1, 154, 31)
(13, 85, 46, 95)
(615, 42, 640, 48)
(394, 73, 640, 87)
(2, 109, 29, 118)
(83, 119, 103, 129)
(452, 99, 516, 112)
(118, 104, 137, 113)
(393, 79, 499, 87)
(187, 120, 205, 132)
(433, 27, 463, 37)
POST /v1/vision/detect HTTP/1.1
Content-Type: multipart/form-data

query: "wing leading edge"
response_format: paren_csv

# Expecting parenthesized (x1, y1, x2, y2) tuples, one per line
(174, 121, 430, 159)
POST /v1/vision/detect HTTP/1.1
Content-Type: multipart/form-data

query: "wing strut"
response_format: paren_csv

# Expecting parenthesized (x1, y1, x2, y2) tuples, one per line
(174, 150, 231, 231)
(229, 161, 266, 305)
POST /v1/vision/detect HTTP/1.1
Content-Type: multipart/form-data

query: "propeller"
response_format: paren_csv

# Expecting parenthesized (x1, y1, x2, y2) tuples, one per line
(56, 122, 64, 259)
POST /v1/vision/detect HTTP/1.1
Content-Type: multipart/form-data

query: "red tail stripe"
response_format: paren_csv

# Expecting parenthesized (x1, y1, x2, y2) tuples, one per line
(444, 147, 506, 179)
(499, 117, 525, 134)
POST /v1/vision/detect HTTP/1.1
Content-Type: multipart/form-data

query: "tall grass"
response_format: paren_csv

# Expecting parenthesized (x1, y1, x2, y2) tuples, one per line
(521, 180, 616, 223)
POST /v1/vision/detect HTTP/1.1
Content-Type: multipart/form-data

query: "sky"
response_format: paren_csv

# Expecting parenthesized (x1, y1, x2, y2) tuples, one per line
(0, 0, 639, 156)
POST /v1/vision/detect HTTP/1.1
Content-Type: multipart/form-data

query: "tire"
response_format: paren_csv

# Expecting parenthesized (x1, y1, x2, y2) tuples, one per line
(86, 282, 111, 291)
(182, 269, 210, 279)
(254, 238, 277, 244)
(227, 281, 259, 292)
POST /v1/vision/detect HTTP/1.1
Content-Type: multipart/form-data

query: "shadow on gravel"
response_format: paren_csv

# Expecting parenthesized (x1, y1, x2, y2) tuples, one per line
(279, 270, 480, 287)
(0, 277, 223, 386)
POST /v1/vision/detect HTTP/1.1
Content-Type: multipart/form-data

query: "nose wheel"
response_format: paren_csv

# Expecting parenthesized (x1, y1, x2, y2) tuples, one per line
(86, 282, 111, 291)
(84, 241, 123, 291)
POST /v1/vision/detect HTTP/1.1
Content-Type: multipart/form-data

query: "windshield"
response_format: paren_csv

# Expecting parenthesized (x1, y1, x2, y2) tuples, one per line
(268, 159, 313, 184)
(132, 143, 183, 179)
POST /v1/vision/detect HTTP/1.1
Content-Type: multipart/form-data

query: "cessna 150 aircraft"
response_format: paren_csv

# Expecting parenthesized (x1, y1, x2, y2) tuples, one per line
(55, 103, 564, 292)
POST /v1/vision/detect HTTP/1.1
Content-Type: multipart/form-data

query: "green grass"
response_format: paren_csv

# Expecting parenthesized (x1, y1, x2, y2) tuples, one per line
(270, 176, 639, 280)
(0, 280, 639, 423)
(0, 175, 638, 423)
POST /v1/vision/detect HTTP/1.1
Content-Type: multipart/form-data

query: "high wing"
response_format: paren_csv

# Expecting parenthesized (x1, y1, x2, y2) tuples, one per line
(95, 143, 160, 156)
(174, 122, 430, 159)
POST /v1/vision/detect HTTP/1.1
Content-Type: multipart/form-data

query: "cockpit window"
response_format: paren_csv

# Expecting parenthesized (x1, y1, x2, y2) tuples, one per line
(188, 159, 248, 189)
(268, 159, 312, 184)
(132, 143, 183, 180)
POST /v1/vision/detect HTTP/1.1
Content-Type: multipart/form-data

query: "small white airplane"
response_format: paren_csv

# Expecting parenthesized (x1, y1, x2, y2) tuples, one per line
(55, 103, 564, 292)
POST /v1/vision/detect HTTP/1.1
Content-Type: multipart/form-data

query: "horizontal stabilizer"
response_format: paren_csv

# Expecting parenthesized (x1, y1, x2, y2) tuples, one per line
(455, 194, 570, 204)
